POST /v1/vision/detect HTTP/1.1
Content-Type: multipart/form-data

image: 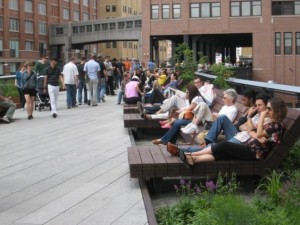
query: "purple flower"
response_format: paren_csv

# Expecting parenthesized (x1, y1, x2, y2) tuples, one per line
(206, 180, 217, 191)
(186, 180, 191, 189)
(180, 179, 185, 186)
(195, 185, 201, 194)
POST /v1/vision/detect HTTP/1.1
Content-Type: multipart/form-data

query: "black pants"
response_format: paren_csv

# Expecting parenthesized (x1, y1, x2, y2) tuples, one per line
(211, 142, 257, 161)
(106, 76, 115, 95)
(148, 89, 165, 104)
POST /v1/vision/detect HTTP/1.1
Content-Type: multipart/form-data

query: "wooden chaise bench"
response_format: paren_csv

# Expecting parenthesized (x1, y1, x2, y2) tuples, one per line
(128, 107, 300, 193)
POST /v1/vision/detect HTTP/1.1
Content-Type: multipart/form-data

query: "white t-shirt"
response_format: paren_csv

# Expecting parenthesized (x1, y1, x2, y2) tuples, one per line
(62, 62, 79, 84)
(218, 104, 238, 122)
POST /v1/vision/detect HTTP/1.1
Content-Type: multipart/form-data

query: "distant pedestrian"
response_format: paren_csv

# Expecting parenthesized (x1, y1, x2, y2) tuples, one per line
(97, 55, 107, 102)
(14, 63, 26, 110)
(34, 54, 50, 76)
(62, 57, 79, 109)
(77, 57, 88, 105)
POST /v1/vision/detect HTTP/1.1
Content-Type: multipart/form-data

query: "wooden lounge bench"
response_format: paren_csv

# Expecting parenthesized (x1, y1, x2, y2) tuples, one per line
(128, 107, 300, 193)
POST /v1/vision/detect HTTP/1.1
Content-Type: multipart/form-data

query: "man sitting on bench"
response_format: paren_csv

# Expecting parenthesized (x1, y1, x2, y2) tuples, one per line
(0, 91, 16, 123)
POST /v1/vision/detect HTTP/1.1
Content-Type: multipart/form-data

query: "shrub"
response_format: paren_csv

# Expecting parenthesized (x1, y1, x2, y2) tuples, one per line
(282, 141, 300, 174)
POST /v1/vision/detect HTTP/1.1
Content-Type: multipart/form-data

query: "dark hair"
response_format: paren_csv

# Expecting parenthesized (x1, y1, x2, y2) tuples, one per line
(186, 84, 200, 104)
(50, 57, 58, 62)
(81, 57, 86, 61)
(241, 88, 256, 105)
(255, 92, 271, 105)
(269, 98, 287, 122)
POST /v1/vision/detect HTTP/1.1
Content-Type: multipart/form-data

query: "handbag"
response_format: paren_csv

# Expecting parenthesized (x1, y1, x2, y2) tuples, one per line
(178, 111, 194, 120)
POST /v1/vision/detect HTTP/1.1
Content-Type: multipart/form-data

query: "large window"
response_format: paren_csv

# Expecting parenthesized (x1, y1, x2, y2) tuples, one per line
(275, 32, 281, 55)
(63, 8, 70, 20)
(0, 39, 3, 57)
(272, 1, 300, 15)
(112, 5, 116, 12)
(25, 20, 33, 33)
(151, 5, 159, 19)
(296, 32, 300, 55)
(10, 40, 19, 57)
(38, 2, 46, 15)
(230, 1, 261, 17)
(83, 0, 88, 6)
(109, 23, 116, 30)
(162, 4, 170, 19)
(284, 32, 292, 55)
(24, 0, 33, 13)
(173, 4, 181, 19)
(74, 10, 80, 21)
(83, 13, 89, 21)
(9, 0, 18, 10)
(0, 16, 3, 30)
(25, 41, 33, 51)
(9, 18, 19, 31)
(39, 22, 47, 35)
(191, 3, 220, 18)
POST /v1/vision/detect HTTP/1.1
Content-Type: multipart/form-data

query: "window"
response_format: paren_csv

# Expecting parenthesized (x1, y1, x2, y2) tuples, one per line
(9, 0, 18, 10)
(0, 0, 2, 8)
(0, 16, 3, 30)
(9, 18, 19, 31)
(123, 6, 127, 13)
(151, 5, 159, 19)
(39, 42, 46, 55)
(25, 0, 33, 13)
(79, 26, 85, 33)
(73, 26, 78, 33)
(56, 27, 63, 34)
(25, 41, 33, 51)
(106, 5, 110, 12)
(118, 21, 125, 29)
(94, 24, 100, 31)
(73, 0, 79, 4)
(106, 42, 111, 48)
(284, 32, 292, 55)
(190, 3, 220, 18)
(135, 20, 142, 28)
(126, 21, 133, 29)
(74, 10, 80, 21)
(83, 0, 88, 6)
(25, 20, 33, 33)
(272, 1, 300, 15)
(39, 22, 47, 35)
(173, 4, 181, 19)
(39, 2, 46, 15)
(112, 5, 116, 12)
(112, 41, 117, 48)
(231, 1, 261, 17)
(102, 23, 108, 31)
(83, 13, 89, 21)
(86, 25, 92, 32)
(275, 32, 281, 55)
(123, 41, 127, 48)
(10, 40, 19, 57)
(109, 23, 116, 30)
(162, 4, 170, 19)
(296, 32, 300, 54)
(63, 8, 70, 20)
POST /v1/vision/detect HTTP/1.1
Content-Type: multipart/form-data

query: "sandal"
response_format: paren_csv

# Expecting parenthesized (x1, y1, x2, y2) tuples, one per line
(178, 150, 194, 169)
(167, 142, 179, 156)
(161, 123, 171, 129)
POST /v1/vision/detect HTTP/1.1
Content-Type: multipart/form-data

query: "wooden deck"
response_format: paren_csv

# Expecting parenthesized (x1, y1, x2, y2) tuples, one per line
(0, 92, 149, 225)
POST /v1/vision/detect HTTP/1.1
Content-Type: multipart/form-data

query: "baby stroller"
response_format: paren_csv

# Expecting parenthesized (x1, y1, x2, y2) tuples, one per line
(35, 76, 51, 111)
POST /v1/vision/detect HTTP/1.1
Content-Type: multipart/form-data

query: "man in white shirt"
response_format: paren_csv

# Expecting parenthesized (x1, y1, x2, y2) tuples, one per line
(62, 57, 79, 109)
(84, 54, 101, 106)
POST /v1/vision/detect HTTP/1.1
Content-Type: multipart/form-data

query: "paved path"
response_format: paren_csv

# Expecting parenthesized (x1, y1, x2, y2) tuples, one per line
(0, 92, 148, 225)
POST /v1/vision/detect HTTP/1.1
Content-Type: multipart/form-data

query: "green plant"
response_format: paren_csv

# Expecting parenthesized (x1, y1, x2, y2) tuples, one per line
(0, 79, 19, 97)
(210, 63, 234, 90)
(199, 54, 209, 65)
(256, 170, 284, 204)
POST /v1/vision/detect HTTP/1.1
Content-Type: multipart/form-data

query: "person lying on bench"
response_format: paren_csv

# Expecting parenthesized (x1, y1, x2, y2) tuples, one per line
(151, 84, 205, 145)
(181, 89, 238, 134)
(178, 98, 287, 167)
(168, 92, 269, 154)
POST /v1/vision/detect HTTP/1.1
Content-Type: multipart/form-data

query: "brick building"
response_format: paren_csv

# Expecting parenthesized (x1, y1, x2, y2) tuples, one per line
(141, 0, 300, 88)
(0, 0, 97, 75)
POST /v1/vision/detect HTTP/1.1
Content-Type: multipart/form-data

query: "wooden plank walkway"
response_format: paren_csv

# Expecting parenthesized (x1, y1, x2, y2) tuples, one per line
(0, 92, 148, 225)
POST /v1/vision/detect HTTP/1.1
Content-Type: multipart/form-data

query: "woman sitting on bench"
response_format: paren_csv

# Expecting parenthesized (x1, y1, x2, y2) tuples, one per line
(178, 98, 287, 167)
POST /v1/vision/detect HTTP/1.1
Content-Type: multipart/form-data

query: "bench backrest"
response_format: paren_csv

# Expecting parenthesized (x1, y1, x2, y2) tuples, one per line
(265, 107, 300, 167)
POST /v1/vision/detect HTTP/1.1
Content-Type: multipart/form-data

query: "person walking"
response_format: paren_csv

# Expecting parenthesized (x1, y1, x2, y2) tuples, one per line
(77, 57, 88, 105)
(62, 57, 79, 109)
(84, 54, 101, 106)
(104, 56, 115, 96)
(21, 62, 37, 120)
(44, 58, 65, 118)
(97, 55, 107, 103)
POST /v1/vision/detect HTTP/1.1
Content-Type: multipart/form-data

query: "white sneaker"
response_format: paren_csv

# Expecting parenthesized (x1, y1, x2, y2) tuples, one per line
(1, 116, 10, 123)
(182, 123, 198, 134)
(181, 122, 192, 133)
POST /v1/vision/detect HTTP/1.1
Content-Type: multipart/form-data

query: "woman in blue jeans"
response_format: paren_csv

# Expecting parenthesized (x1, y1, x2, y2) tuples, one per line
(152, 84, 204, 145)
